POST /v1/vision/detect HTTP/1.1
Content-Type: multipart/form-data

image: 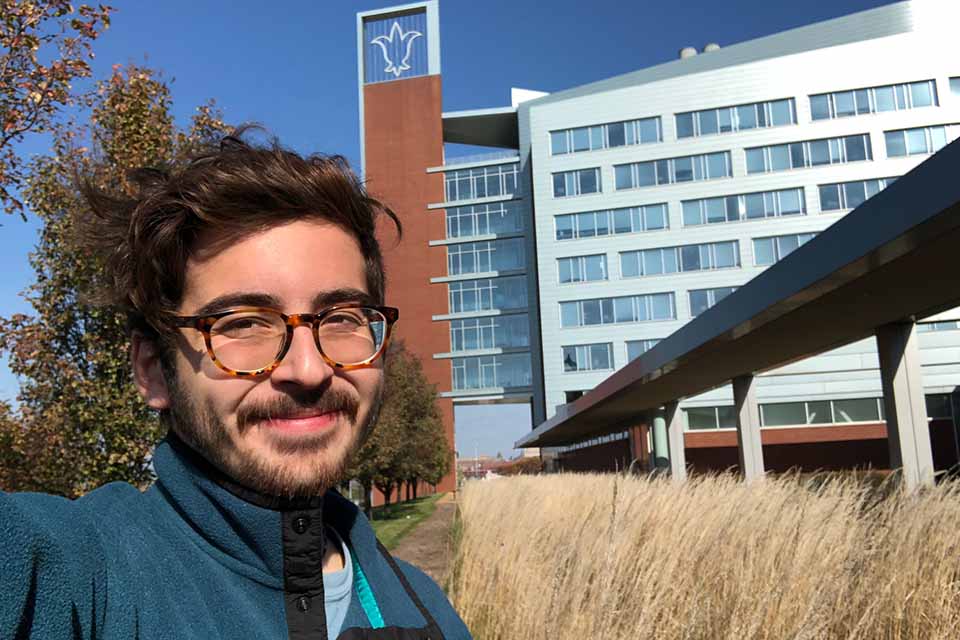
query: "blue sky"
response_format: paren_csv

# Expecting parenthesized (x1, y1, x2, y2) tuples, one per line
(0, 0, 897, 456)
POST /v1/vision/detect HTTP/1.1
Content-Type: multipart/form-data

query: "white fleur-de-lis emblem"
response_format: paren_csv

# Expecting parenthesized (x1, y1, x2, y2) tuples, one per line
(370, 21, 422, 78)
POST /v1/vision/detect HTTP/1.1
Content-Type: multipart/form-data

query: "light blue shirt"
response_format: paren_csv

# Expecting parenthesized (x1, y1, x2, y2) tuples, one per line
(324, 527, 353, 639)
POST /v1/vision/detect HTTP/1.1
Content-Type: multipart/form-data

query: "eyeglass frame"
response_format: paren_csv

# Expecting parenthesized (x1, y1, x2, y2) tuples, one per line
(169, 304, 400, 377)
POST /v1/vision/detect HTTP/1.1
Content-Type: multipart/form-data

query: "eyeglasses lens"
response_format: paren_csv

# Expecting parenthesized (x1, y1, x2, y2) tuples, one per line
(209, 308, 388, 372)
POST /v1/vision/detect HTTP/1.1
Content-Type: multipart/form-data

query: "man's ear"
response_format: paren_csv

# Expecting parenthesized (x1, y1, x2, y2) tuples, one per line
(131, 332, 171, 410)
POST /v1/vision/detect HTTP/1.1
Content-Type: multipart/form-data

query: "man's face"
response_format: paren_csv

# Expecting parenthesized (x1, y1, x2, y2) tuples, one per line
(144, 219, 384, 497)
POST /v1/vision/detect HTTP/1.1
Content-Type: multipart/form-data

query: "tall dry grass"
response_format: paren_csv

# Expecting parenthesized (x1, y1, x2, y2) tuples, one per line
(447, 473, 960, 640)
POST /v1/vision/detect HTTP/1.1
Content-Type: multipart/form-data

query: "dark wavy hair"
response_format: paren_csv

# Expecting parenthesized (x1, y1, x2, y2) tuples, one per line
(80, 129, 400, 342)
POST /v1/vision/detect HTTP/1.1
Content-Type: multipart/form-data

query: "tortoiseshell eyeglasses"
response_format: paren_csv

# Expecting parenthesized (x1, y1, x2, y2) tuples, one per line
(170, 305, 399, 377)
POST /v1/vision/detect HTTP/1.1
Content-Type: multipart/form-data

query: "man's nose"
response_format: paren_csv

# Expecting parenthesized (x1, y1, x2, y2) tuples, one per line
(269, 324, 334, 387)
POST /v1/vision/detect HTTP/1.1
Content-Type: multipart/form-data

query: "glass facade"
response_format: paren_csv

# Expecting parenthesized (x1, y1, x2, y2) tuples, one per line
(626, 338, 661, 361)
(884, 125, 955, 158)
(449, 314, 530, 352)
(447, 276, 528, 314)
(553, 167, 602, 197)
(818, 177, 896, 212)
(753, 233, 817, 266)
(558, 254, 607, 283)
(559, 292, 676, 328)
(918, 321, 960, 332)
(682, 188, 805, 226)
(447, 238, 524, 276)
(689, 286, 738, 317)
(452, 353, 532, 390)
(561, 343, 614, 372)
(676, 98, 795, 138)
(621, 240, 740, 278)
(446, 201, 523, 238)
(615, 152, 731, 189)
(444, 163, 519, 202)
(550, 117, 661, 155)
(685, 406, 737, 430)
(555, 203, 668, 240)
(810, 80, 938, 120)
(746, 134, 872, 174)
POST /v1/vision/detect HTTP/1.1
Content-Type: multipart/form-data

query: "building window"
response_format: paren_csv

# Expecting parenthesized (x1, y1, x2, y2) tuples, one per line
(621, 240, 740, 278)
(626, 339, 661, 361)
(565, 390, 587, 403)
(614, 151, 731, 190)
(689, 286, 737, 317)
(760, 398, 883, 426)
(558, 254, 607, 284)
(918, 320, 960, 332)
(925, 394, 954, 420)
(447, 238, 524, 276)
(682, 187, 805, 226)
(452, 353, 532, 390)
(555, 203, 668, 240)
(676, 98, 796, 138)
(746, 134, 872, 174)
(444, 163, 519, 202)
(685, 406, 736, 430)
(553, 167, 602, 197)
(559, 292, 676, 328)
(447, 275, 528, 314)
(818, 177, 897, 212)
(446, 201, 523, 238)
(562, 343, 614, 372)
(753, 233, 817, 266)
(450, 314, 530, 352)
(951, 78, 960, 98)
(810, 80, 938, 121)
(884, 125, 958, 158)
(550, 116, 662, 155)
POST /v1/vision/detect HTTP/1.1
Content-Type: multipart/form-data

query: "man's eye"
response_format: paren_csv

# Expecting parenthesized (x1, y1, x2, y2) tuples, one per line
(216, 316, 278, 336)
(324, 313, 364, 329)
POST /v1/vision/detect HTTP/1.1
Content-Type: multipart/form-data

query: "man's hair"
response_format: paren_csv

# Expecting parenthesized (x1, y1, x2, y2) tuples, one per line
(80, 129, 400, 340)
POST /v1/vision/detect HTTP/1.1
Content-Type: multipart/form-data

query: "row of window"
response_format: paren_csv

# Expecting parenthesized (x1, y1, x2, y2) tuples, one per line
(685, 394, 953, 430)
(918, 320, 960, 333)
(447, 275, 528, 314)
(548, 78, 944, 154)
(452, 353, 532, 391)
(447, 238, 524, 276)
(444, 164, 519, 203)
(811, 80, 937, 121)
(553, 125, 955, 199)
(445, 201, 523, 238)
(552, 178, 892, 241)
(449, 314, 530, 352)
(550, 117, 662, 155)
(560, 337, 663, 373)
(557, 233, 813, 285)
(560, 292, 675, 328)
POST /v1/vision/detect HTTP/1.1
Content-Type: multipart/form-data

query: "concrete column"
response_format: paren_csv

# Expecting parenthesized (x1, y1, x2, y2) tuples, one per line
(664, 401, 687, 483)
(652, 415, 669, 471)
(877, 321, 934, 489)
(733, 374, 764, 481)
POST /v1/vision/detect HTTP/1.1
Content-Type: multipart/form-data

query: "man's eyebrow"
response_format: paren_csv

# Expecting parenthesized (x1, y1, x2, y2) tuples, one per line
(313, 288, 377, 309)
(192, 292, 281, 316)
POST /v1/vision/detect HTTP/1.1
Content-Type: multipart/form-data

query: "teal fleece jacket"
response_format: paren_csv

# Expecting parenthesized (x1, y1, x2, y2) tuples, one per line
(0, 435, 471, 639)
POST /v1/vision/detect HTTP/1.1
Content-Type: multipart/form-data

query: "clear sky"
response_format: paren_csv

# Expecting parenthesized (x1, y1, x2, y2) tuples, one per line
(0, 0, 898, 456)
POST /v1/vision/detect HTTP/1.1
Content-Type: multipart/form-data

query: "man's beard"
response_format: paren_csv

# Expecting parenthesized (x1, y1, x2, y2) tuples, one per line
(163, 375, 382, 499)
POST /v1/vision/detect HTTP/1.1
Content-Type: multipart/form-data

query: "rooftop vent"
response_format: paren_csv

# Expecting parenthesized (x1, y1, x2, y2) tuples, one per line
(703, 43, 721, 53)
(679, 46, 698, 59)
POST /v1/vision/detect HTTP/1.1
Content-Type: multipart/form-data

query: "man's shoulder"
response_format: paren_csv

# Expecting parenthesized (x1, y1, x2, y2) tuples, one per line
(391, 558, 472, 640)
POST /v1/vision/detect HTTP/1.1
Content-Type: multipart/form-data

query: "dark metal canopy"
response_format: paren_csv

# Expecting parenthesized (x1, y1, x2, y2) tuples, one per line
(442, 107, 518, 149)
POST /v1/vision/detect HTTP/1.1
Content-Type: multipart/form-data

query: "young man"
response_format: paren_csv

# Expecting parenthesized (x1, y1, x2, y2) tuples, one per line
(0, 133, 472, 639)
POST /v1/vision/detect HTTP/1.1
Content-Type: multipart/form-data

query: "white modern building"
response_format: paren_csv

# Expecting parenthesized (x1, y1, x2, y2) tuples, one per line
(360, 0, 960, 472)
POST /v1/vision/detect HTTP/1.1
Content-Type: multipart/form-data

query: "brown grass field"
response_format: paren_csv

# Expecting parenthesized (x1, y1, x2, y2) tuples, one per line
(447, 473, 960, 639)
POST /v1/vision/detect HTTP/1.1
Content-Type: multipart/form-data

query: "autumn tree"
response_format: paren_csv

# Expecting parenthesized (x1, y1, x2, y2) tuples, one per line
(1, 0, 112, 215)
(348, 341, 450, 516)
(0, 64, 230, 496)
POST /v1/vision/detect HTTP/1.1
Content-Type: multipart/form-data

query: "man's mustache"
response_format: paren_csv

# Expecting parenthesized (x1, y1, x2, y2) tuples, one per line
(235, 388, 360, 432)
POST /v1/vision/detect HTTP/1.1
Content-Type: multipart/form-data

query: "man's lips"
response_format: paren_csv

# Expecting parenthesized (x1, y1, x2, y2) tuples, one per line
(263, 411, 341, 434)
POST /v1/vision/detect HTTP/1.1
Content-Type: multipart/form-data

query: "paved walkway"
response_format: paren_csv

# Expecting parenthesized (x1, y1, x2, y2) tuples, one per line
(391, 492, 457, 584)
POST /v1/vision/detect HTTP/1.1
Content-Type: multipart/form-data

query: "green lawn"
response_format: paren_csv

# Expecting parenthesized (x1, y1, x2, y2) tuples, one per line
(370, 493, 443, 550)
